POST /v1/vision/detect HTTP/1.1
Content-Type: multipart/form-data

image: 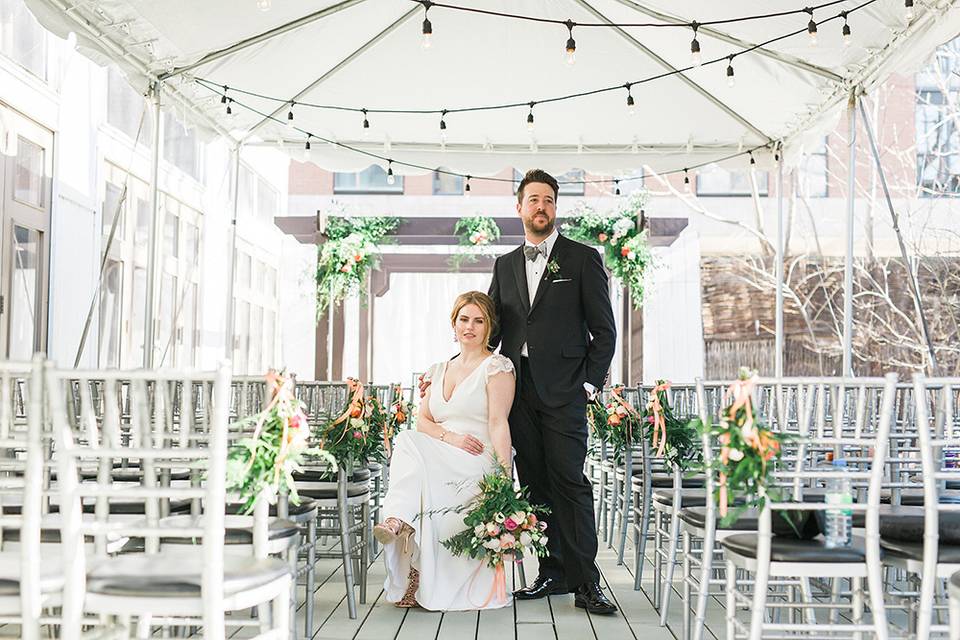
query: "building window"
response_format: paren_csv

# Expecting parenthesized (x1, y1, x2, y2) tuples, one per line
(917, 89, 960, 195)
(13, 137, 44, 207)
(238, 163, 280, 223)
(334, 165, 403, 194)
(0, 0, 47, 79)
(797, 137, 828, 198)
(696, 166, 768, 197)
(162, 112, 203, 182)
(513, 169, 585, 196)
(433, 169, 463, 195)
(106, 66, 154, 146)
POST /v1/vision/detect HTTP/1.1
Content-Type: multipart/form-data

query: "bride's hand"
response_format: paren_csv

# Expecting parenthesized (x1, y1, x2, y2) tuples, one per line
(446, 432, 485, 456)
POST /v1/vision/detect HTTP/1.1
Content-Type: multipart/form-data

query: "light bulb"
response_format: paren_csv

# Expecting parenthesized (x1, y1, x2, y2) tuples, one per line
(726, 63, 735, 87)
(905, 0, 914, 20)
(691, 49, 701, 67)
(808, 19, 818, 46)
(566, 37, 576, 66)
(422, 17, 432, 49)
(387, 173, 395, 185)
(256, 0, 271, 11)
(843, 24, 852, 47)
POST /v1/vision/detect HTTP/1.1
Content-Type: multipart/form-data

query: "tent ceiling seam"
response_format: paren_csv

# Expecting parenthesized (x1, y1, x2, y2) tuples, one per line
(610, 0, 844, 82)
(240, 5, 421, 142)
(573, 0, 773, 144)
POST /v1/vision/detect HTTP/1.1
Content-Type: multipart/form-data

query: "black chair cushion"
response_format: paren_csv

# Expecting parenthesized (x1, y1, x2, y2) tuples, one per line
(299, 485, 370, 500)
(652, 489, 707, 507)
(680, 507, 759, 531)
(160, 516, 299, 545)
(880, 538, 960, 563)
(293, 468, 370, 483)
(86, 553, 291, 597)
(722, 533, 868, 563)
(636, 474, 704, 489)
(880, 510, 960, 545)
(896, 492, 960, 507)
(225, 498, 317, 518)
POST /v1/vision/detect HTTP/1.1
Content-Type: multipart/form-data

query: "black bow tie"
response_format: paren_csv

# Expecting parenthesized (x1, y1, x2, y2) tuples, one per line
(524, 243, 547, 261)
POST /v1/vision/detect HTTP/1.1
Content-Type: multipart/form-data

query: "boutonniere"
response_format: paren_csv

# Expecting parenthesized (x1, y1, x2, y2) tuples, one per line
(546, 258, 561, 276)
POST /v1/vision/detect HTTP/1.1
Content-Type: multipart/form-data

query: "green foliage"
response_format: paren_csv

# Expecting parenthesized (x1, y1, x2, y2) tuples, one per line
(587, 388, 637, 464)
(561, 191, 653, 307)
(450, 216, 502, 270)
(315, 380, 390, 470)
(642, 382, 702, 471)
(316, 207, 399, 315)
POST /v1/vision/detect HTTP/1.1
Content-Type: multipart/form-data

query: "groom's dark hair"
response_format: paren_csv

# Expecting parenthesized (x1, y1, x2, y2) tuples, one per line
(517, 169, 559, 203)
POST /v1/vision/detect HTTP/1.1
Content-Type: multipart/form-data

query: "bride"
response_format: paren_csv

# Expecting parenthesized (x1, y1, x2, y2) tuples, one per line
(373, 291, 516, 610)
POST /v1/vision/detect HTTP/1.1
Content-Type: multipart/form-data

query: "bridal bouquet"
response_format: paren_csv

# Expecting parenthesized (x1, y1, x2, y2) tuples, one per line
(694, 367, 792, 526)
(587, 385, 640, 463)
(226, 370, 334, 513)
(441, 460, 550, 606)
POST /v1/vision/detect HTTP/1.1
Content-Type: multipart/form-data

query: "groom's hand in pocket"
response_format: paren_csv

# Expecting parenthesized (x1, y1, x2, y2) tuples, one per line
(449, 432, 485, 456)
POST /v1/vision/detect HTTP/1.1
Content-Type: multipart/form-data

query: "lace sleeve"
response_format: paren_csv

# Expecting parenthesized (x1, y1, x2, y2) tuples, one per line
(486, 354, 515, 380)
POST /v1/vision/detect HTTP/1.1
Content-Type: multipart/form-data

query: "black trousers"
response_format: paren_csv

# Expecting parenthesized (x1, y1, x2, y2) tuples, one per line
(510, 357, 599, 588)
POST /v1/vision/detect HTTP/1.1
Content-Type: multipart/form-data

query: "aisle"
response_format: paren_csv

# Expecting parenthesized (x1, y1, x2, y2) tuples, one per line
(246, 537, 705, 640)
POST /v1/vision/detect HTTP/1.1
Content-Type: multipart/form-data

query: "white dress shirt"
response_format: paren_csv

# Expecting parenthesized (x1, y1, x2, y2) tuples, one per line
(520, 228, 597, 399)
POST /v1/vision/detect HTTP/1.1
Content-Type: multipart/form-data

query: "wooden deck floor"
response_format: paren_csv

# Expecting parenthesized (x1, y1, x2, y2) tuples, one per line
(254, 536, 715, 640)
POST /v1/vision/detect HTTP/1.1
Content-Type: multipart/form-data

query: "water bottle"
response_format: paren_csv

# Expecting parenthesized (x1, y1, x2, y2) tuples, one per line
(823, 458, 853, 548)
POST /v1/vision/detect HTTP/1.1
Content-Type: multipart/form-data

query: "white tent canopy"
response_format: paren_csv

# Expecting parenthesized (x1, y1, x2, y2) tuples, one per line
(22, 0, 960, 178)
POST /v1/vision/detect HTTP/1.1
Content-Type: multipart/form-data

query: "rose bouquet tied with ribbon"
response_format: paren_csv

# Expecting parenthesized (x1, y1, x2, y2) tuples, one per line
(315, 378, 390, 470)
(440, 459, 550, 607)
(226, 370, 335, 513)
(693, 367, 795, 529)
(643, 380, 702, 471)
(587, 385, 641, 463)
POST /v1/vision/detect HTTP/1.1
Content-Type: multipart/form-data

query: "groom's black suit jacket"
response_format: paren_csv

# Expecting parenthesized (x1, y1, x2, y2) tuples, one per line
(488, 233, 617, 408)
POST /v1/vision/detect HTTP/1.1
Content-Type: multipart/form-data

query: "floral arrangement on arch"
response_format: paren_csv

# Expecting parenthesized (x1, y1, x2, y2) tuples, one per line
(315, 203, 399, 315)
(693, 367, 792, 527)
(226, 370, 335, 512)
(450, 215, 501, 270)
(643, 380, 702, 471)
(315, 378, 390, 469)
(440, 460, 550, 606)
(561, 190, 653, 307)
(587, 385, 641, 463)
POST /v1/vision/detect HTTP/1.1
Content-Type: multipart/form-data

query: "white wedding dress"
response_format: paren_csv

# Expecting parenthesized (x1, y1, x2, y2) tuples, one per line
(382, 353, 515, 611)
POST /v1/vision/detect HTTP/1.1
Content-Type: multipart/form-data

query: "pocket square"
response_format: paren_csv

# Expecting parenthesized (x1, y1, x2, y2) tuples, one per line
(551, 278, 573, 283)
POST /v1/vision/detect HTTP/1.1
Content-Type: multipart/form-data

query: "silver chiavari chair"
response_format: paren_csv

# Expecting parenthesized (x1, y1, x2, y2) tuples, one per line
(52, 363, 293, 639)
(716, 375, 897, 640)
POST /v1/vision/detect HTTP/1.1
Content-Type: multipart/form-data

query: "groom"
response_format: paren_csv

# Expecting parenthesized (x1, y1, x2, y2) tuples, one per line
(487, 169, 617, 613)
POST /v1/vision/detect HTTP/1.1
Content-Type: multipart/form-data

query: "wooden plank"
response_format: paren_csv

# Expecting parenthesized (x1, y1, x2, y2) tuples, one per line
(597, 548, 671, 640)
(313, 558, 387, 640)
(514, 553, 553, 625)
(476, 604, 515, 640)
(394, 607, 442, 640)
(436, 610, 479, 640)
(353, 600, 408, 640)
(550, 593, 596, 640)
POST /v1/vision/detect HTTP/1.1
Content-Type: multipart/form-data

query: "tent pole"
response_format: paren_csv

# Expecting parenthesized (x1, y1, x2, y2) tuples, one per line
(775, 153, 784, 377)
(143, 82, 162, 368)
(843, 92, 857, 377)
(858, 99, 940, 374)
(223, 146, 242, 365)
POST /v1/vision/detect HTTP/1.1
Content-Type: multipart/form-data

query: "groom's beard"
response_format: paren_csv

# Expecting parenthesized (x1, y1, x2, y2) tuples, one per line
(524, 212, 555, 237)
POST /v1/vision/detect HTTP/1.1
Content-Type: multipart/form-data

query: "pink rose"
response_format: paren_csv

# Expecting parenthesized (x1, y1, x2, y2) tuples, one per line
(527, 514, 537, 526)
(290, 410, 308, 431)
(503, 517, 518, 531)
(352, 431, 363, 439)
(499, 533, 516, 549)
(538, 521, 548, 531)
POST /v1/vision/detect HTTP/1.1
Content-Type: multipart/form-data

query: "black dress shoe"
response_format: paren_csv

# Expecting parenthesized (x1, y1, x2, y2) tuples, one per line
(574, 582, 618, 614)
(513, 575, 568, 600)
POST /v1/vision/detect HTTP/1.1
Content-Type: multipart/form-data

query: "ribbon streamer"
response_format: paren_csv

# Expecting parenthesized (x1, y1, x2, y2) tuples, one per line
(648, 381, 672, 458)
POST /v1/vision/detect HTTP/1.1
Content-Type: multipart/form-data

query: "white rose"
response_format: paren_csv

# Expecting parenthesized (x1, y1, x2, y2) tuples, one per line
(628, 251, 636, 260)
(540, 535, 549, 547)
(494, 512, 505, 523)
(513, 511, 526, 523)
(728, 448, 745, 462)
(484, 538, 502, 551)
(474, 524, 486, 536)
(613, 217, 634, 235)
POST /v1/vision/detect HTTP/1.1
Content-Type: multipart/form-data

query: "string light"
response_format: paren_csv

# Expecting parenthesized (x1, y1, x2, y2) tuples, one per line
(726, 56, 735, 87)
(625, 84, 636, 115)
(362, 108, 370, 139)
(614, 180, 621, 196)
(440, 110, 447, 142)
(806, 8, 818, 46)
(841, 12, 851, 46)
(690, 22, 702, 66)
(683, 169, 691, 192)
(565, 20, 576, 65)
(749, 151, 756, 165)
(287, 102, 295, 122)
(465, 175, 471, 194)
(301, 136, 312, 162)
(256, 0, 271, 11)
(422, 1, 433, 49)
(904, 0, 914, 21)
(225, 98, 233, 115)
(527, 103, 535, 132)
(386, 160, 396, 185)
(220, 86, 228, 104)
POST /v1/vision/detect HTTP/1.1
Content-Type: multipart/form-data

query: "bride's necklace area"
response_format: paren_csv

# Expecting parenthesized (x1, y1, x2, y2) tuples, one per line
(450, 352, 490, 377)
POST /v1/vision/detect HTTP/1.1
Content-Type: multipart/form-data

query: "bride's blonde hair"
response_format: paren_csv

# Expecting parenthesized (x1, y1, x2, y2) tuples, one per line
(450, 291, 498, 346)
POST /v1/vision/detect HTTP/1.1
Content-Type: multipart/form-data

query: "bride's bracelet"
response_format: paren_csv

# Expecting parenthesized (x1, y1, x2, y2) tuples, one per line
(439, 429, 449, 443)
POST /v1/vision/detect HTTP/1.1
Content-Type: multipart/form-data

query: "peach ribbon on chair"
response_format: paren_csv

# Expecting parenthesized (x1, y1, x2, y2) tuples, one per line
(325, 378, 366, 447)
(608, 386, 642, 445)
(648, 381, 672, 458)
(717, 375, 758, 518)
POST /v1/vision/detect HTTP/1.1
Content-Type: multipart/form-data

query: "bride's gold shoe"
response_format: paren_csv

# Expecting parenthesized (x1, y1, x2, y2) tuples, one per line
(373, 517, 415, 553)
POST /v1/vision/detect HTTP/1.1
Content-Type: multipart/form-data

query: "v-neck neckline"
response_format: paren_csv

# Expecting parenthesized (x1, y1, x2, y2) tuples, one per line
(440, 355, 493, 404)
